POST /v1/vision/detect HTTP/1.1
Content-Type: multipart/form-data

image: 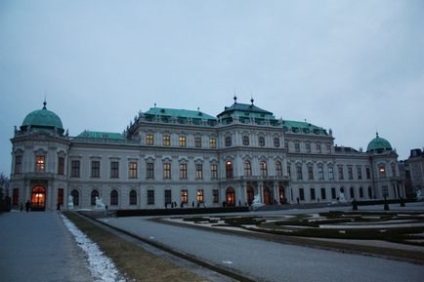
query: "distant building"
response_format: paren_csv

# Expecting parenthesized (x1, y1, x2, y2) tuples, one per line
(403, 148, 424, 199)
(9, 98, 405, 211)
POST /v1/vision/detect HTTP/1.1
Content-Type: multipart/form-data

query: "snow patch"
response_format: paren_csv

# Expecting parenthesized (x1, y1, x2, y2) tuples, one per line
(61, 215, 127, 282)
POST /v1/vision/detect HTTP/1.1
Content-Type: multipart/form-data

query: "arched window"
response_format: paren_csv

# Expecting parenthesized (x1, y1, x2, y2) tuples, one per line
(260, 161, 268, 176)
(244, 161, 252, 176)
(242, 136, 249, 146)
(129, 190, 137, 205)
(258, 136, 265, 147)
(225, 136, 232, 147)
(276, 161, 283, 176)
(226, 161, 233, 179)
(71, 189, 79, 206)
(110, 190, 118, 206)
(91, 190, 99, 206)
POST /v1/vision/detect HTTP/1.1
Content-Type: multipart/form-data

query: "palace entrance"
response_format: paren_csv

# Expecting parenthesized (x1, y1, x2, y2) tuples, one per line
(31, 186, 46, 211)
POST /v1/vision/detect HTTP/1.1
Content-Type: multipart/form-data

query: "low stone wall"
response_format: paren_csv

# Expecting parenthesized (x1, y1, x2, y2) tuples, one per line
(115, 206, 249, 217)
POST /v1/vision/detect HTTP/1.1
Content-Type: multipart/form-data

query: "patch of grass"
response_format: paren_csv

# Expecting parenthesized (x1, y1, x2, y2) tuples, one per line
(64, 212, 208, 282)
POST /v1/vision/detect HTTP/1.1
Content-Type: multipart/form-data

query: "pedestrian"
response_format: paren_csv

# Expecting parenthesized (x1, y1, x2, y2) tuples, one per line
(296, 197, 300, 205)
(25, 200, 30, 212)
(57, 202, 61, 211)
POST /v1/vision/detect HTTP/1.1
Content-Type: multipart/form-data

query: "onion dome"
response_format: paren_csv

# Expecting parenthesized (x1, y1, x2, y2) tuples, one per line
(21, 101, 64, 134)
(366, 133, 392, 153)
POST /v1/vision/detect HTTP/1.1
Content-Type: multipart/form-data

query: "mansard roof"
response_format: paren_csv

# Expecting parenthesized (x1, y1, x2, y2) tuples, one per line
(282, 120, 328, 135)
(145, 107, 216, 120)
(75, 130, 125, 140)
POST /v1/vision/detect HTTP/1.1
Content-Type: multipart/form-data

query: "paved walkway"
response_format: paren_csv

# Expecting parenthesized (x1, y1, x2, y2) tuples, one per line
(103, 212, 424, 282)
(0, 211, 92, 282)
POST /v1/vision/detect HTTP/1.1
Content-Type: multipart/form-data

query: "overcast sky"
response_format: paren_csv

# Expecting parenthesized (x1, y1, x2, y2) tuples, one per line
(1, 0, 423, 176)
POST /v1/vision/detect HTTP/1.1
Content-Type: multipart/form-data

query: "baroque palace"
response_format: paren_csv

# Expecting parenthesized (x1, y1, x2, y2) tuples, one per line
(10, 97, 404, 211)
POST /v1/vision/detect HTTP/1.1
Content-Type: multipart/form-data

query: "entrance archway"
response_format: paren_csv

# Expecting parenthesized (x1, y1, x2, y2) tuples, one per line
(279, 185, 286, 204)
(246, 185, 254, 205)
(31, 186, 46, 211)
(225, 187, 235, 206)
(263, 186, 271, 205)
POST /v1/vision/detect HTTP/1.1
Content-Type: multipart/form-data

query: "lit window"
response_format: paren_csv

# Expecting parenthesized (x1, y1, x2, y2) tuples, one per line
(129, 161, 138, 178)
(163, 163, 171, 179)
(36, 156, 46, 173)
(146, 133, 154, 145)
(226, 161, 233, 178)
(180, 189, 188, 204)
(163, 134, 171, 146)
(196, 189, 204, 203)
(210, 137, 217, 148)
(179, 135, 186, 147)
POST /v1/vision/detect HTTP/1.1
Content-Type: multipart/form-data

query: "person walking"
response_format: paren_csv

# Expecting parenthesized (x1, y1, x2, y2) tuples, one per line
(25, 200, 30, 212)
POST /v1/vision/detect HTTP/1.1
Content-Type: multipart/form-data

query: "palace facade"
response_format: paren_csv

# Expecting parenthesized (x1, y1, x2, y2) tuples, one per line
(9, 98, 404, 211)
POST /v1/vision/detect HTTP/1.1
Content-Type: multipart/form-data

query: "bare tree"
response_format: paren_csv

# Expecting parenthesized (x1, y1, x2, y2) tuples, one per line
(0, 173, 10, 211)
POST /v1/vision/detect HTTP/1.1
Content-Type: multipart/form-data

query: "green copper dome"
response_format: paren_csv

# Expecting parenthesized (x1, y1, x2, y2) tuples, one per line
(367, 133, 392, 153)
(21, 101, 64, 132)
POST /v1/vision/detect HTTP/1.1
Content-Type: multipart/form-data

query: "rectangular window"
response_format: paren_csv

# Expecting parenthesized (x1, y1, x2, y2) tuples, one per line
(357, 165, 362, 180)
(276, 162, 283, 177)
(320, 188, 326, 200)
(295, 142, 300, 153)
(366, 167, 371, 179)
(165, 190, 172, 205)
(328, 166, 334, 180)
(110, 161, 119, 178)
(331, 187, 336, 199)
(129, 161, 138, 178)
(15, 155, 22, 174)
(338, 166, 344, 180)
(179, 163, 187, 179)
(318, 165, 324, 180)
(180, 189, 188, 204)
(310, 188, 316, 200)
(36, 156, 46, 173)
(196, 189, 204, 203)
(147, 190, 155, 205)
(91, 161, 100, 178)
(306, 143, 311, 153)
(308, 165, 314, 180)
(179, 135, 186, 147)
(287, 165, 291, 179)
(146, 162, 154, 179)
(210, 137, 217, 148)
(71, 160, 80, 177)
(316, 143, 322, 153)
(163, 134, 171, 146)
(213, 189, 219, 203)
(211, 164, 218, 179)
(348, 166, 353, 180)
(146, 133, 154, 145)
(163, 163, 171, 179)
(296, 165, 303, 180)
(58, 157, 65, 175)
(195, 136, 202, 148)
(299, 188, 305, 201)
(196, 164, 203, 179)
(273, 137, 280, 147)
